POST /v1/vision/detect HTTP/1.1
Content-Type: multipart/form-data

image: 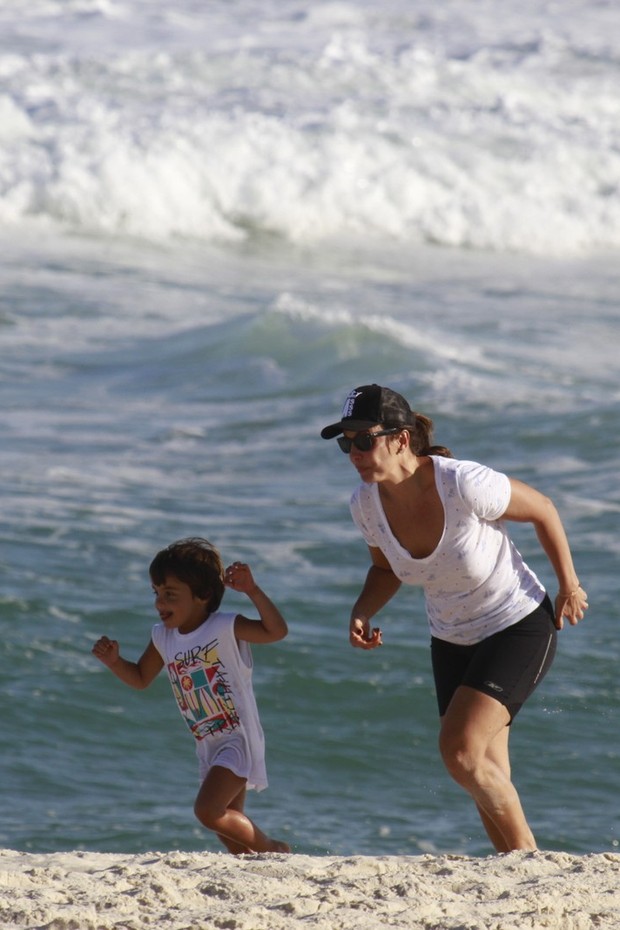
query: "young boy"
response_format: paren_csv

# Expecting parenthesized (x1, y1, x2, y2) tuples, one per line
(92, 537, 290, 855)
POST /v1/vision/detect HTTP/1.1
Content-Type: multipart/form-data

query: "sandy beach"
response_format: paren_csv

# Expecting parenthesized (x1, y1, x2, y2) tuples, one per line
(1, 848, 619, 929)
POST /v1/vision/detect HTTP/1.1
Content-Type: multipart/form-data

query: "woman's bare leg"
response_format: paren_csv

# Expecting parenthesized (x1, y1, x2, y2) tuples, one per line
(439, 686, 536, 852)
(473, 726, 514, 852)
(195, 766, 290, 854)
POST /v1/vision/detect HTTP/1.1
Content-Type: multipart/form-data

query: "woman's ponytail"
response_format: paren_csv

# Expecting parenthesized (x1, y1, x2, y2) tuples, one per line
(408, 412, 453, 458)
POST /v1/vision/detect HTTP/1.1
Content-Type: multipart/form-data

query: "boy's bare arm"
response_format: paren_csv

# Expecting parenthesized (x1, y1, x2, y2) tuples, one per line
(225, 562, 288, 644)
(92, 636, 164, 688)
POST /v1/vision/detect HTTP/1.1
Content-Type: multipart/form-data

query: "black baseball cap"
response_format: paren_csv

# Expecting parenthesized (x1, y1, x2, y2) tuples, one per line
(321, 384, 414, 439)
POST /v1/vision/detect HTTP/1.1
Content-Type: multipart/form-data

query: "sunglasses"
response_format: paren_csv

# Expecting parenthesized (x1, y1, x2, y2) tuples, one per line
(337, 428, 401, 454)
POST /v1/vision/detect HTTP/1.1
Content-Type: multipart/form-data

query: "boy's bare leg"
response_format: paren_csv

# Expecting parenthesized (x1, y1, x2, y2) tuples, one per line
(195, 766, 290, 854)
(439, 687, 537, 852)
(216, 787, 252, 854)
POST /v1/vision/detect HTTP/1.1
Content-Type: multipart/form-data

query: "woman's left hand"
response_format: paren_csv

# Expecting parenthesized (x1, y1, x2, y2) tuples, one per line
(349, 616, 383, 649)
(554, 585, 588, 629)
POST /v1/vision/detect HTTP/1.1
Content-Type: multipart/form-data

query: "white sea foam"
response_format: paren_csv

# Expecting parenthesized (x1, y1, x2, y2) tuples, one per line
(0, 0, 618, 254)
(272, 292, 495, 368)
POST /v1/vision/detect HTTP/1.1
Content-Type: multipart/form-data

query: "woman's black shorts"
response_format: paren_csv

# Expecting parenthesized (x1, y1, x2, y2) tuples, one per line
(430, 595, 557, 721)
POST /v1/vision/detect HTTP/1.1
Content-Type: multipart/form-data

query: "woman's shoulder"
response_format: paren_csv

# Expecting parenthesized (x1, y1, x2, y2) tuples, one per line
(350, 480, 376, 510)
(349, 482, 381, 539)
(438, 457, 510, 517)
(432, 455, 505, 481)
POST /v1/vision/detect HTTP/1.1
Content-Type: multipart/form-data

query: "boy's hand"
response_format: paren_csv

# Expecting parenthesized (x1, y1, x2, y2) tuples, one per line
(224, 562, 257, 596)
(92, 635, 120, 667)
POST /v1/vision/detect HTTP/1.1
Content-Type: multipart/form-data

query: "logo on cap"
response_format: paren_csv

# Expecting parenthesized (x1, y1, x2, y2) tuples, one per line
(342, 390, 363, 418)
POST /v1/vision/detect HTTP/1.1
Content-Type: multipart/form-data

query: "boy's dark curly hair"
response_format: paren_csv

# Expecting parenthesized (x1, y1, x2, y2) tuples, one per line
(149, 537, 225, 611)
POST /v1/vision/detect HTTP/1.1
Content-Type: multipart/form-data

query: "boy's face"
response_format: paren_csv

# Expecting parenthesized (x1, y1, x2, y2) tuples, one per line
(152, 574, 209, 634)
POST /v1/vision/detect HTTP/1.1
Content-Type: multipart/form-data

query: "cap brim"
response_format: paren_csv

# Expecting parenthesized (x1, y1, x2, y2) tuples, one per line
(320, 422, 343, 439)
(320, 419, 378, 439)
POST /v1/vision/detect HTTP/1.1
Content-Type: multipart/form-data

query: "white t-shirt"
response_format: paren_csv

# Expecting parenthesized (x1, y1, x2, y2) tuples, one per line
(152, 610, 267, 791)
(350, 456, 545, 645)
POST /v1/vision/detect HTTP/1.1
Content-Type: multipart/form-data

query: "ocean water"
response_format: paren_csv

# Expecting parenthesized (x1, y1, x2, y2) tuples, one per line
(1, 0, 619, 859)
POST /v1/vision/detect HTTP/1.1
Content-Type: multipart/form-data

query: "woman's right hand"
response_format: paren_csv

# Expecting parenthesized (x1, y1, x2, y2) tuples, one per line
(349, 616, 383, 649)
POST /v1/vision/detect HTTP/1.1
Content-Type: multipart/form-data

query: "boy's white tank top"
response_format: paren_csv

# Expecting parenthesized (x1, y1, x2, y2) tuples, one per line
(152, 610, 267, 789)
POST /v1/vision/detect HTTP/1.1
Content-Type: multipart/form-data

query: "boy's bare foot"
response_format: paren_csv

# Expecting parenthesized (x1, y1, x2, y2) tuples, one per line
(268, 838, 291, 854)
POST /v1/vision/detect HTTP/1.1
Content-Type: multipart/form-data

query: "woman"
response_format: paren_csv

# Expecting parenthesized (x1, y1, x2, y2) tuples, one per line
(321, 383, 588, 853)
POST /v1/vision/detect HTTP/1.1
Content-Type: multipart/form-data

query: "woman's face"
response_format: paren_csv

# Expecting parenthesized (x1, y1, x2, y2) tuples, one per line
(341, 427, 401, 482)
